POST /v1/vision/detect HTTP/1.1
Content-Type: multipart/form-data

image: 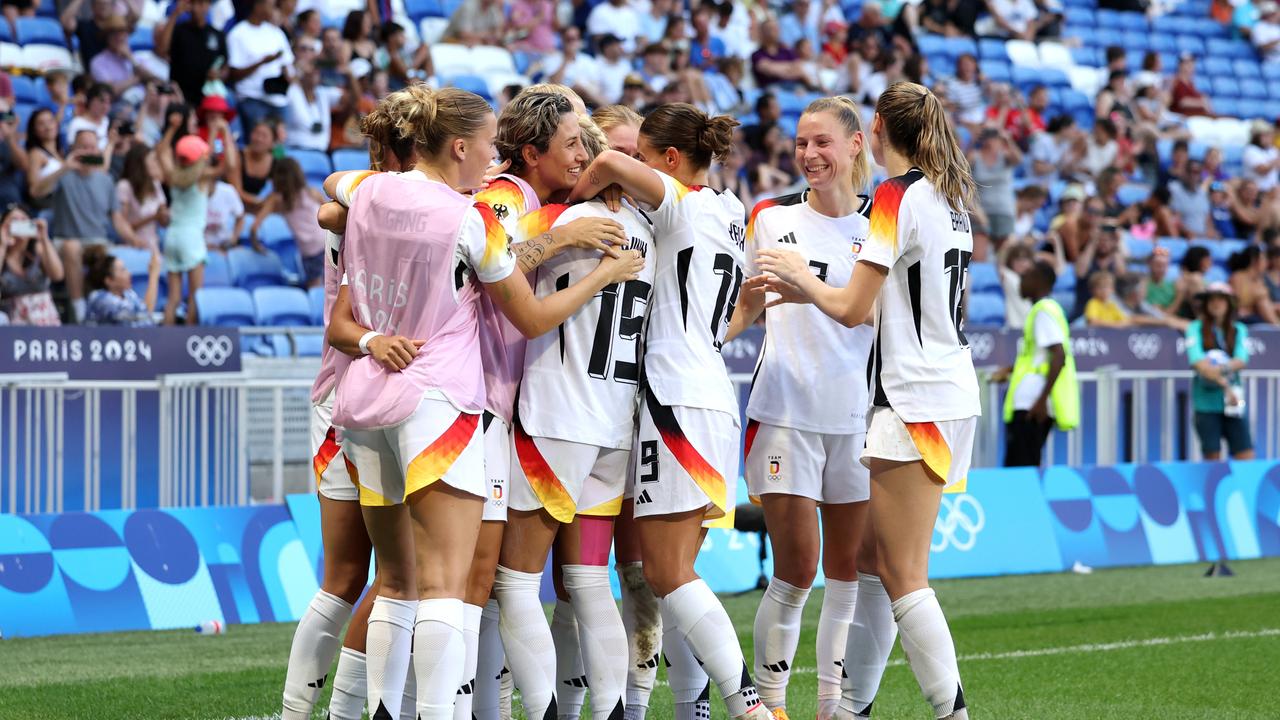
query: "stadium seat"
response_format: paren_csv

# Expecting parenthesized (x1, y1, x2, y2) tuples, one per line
(420, 17, 449, 45)
(227, 246, 287, 290)
(444, 74, 491, 99)
(196, 287, 255, 326)
(252, 286, 312, 326)
(1126, 236, 1154, 261)
(978, 38, 1007, 61)
(271, 241, 304, 284)
(1158, 238, 1189, 262)
(981, 61, 1011, 83)
(308, 286, 325, 324)
(942, 37, 977, 58)
(1213, 76, 1241, 98)
(776, 92, 808, 116)
(1070, 46, 1099, 67)
(19, 44, 73, 71)
(431, 43, 471, 77)
(966, 292, 1005, 326)
(257, 214, 293, 248)
(405, 0, 445, 20)
(968, 262, 1000, 293)
(1240, 79, 1269, 100)
(10, 75, 37, 104)
(1038, 42, 1074, 69)
(1054, 264, 1076, 292)
(1117, 184, 1151, 206)
(204, 251, 231, 287)
(289, 148, 332, 183)
(1005, 40, 1039, 68)
(1203, 56, 1232, 77)
(1212, 238, 1248, 263)
(1216, 98, 1242, 118)
(129, 27, 153, 52)
(331, 148, 368, 172)
(14, 17, 61, 45)
(113, 246, 151, 279)
(295, 333, 324, 356)
(917, 34, 947, 57)
(1118, 10, 1149, 31)
(1234, 59, 1263, 79)
(1149, 34, 1178, 54)
(1205, 265, 1229, 284)
(471, 45, 517, 75)
(1121, 31, 1149, 52)
(1176, 35, 1205, 57)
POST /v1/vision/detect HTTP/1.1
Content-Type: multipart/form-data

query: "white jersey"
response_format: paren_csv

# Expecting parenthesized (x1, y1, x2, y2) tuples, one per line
(519, 200, 656, 449)
(859, 169, 981, 423)
(642, 173, 747, 415)
(745, 191, 875, 435)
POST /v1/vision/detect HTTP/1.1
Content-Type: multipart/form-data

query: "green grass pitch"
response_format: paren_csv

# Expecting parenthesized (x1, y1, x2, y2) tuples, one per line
(3, 558, 1278, 719)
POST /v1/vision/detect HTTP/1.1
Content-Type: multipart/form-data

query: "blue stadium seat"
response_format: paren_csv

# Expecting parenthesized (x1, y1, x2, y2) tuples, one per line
(404, 0, 445, 20)
(257, 214, 293, 248)
(195, 287, 255, 326)
(271, 241, 304, 284)
(1158, 238, 1189, 262)
(1213, 76, 1241, 98)
(36, 0, 55, 18)
(1060, 89, 1092, 111)
(1070, 46, 1099, 67)
(981, 61, 1011, 83)
(1149, 34, 1177, 54)
(227, 246, 287, 289)
(1268, 81, 1280, 100)
(968, 262, 1000, 294)
(203, 251, 231, 287)
(308, 286, 325, 324)
(252, 285, 312, 326)
(1216, 98, 1242, 118)
(15, 17, 64, 45)
(1121, 31, 1149, 52)
(1212, 238, 1248, 263)
(1203, 56, 1232, 77)
(1071, 7, 1096, 25)
(926, 54, 953, 76)
(1264, 63, 1280, 81)
(776, 92, 808, 116)
(1176, 35, 1206, 57)
(1117, 184, 1151, 206)
(917, 34, 947, 56)
(12, 102, 35, 131)
(1054, 264, 1076, 292)
(1240, 79, 1269, 99)
(1234, 59, 1263, 79)
(1117, 11, 1149, 31)
(331, 148, 368, 172)
(967, 292, 1005, 326)
(289, 148, 332, 183)
(129, 27, 152, 51)
(1126, 236, 1154, 261)
(113, 246, 151, 280)
(978, 38, 1007, 61)
(942, 36, 977, 58)
(10, 75, 37, 104)
(445, 74, 491, 99)
(1205, 265, 1229, 284)
(1191, 17, 1228, 39)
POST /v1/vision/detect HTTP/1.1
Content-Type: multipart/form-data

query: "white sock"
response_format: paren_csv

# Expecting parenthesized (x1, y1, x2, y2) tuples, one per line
(817, 577, 858, 718)
(474, 599, 505, 720)
(367, 596, 417, 719)
(494, 565, 557, 720)
(499, 660, 514, 720)
(752, 577, 809, 711)
(72, 298, 86, 323)
(660, 604, 708, 720)
(841, 574, 898, 718)
(551, 598, 587, 720)
(401, 654, 417, 720)
(662, 580, 760, 717)
(617, 562, 661, 720)
(414, 598, 467, 720)
(563, 565, 628, 720)
(328, 647, 368, 720)
(454, 603, 484, 720)
(282, 589, 353, 719)
(893, 588, 967, 720)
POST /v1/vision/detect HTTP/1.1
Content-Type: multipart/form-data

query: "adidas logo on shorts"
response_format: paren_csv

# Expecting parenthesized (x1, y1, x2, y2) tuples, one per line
(636, 489, 654, 504)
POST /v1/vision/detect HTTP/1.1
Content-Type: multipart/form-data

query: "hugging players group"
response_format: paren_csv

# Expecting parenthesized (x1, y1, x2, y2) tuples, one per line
(281, 77, 980, 720)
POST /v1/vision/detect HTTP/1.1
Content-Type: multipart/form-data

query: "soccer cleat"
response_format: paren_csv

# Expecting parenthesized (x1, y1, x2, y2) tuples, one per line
(771, 708, 791, 720)
(733, 704, 773, 720)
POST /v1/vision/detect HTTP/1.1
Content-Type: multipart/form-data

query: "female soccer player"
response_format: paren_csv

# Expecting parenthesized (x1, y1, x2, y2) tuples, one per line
(326, 85, 642, 720)
(755, 81, 979, 720)
(283, 89, 420, 720)
(568, 104, 772, 720)
(729, 95, 875, 720)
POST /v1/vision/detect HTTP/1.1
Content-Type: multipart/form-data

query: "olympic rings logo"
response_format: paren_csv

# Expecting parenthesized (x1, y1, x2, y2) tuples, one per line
(186, 335, 234, 367)
(931, 494, 985, 552)
(1127, 333, 1162, 361)
(969, 332, 995, 361)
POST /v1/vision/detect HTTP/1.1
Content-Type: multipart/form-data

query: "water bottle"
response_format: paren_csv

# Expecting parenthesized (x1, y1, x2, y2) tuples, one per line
(195, 620, 225, 635)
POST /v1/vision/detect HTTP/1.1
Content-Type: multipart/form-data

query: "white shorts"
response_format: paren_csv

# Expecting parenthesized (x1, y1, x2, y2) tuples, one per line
(510, 424, 629, 523)
(482, 412, 510, 522)
(744, 420, 869, 505)
(633, 392, 739, 523)
(862, 406, 976, 492)
(342, 395, 485, 507)
(311, 393, 359, 502)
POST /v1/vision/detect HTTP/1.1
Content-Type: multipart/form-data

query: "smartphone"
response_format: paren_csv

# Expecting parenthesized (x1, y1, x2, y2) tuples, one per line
(10, 219, 37, 238)
(158, 82, 175, 95)
(80, 154, 105, 166)
(119, 120, 135, 136)
(0, 110, 14, 123)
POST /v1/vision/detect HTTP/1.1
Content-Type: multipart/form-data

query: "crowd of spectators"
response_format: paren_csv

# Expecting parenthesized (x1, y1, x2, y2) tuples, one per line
(0, 0, 1278, 332)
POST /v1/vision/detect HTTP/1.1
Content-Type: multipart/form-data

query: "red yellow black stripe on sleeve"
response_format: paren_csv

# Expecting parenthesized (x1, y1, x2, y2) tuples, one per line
(515, 203, 572, 245)
(746, 192, 804, 243)
(868, 176, 910, 257)
(472, 201, 510, 269)
(473, 178, 528, 224)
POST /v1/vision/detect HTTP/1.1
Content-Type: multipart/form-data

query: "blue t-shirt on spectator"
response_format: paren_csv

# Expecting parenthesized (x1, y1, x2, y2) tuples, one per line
(1211, 202, 1235, 239)
(689, 36, 726, 69)
(85, 289, 155, 327)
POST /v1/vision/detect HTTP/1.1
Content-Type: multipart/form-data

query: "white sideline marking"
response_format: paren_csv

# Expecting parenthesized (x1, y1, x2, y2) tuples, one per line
(215, 628, 1280, 720)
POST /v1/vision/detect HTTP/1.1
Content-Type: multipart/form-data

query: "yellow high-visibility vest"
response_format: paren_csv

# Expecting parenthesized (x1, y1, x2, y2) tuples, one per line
(1002, 297, 1080, 431)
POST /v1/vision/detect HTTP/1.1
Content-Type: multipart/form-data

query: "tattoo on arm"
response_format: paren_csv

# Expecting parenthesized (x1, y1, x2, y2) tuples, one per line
(514, 232, 553, 272)
(587, 168, 602, 187)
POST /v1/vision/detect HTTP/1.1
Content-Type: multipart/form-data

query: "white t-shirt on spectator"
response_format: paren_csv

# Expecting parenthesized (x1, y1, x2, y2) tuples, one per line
(712, 3, 755, 58)
(227, 20, 294, 107)
(586, 2, 640, 53)
(1243, 143, 1279, 190)
(285, 84, 342, 152)
(1030, 132, 1065, 185)
(1012, 309, 1066, 413)
(598, 57, 632, 104)
(205, 180, 245, 249)
(544, 52, 603, 98)
(65, 115, 109, 149)
(1251, 21, 1280, 62)
(990, 0, 1039, 35)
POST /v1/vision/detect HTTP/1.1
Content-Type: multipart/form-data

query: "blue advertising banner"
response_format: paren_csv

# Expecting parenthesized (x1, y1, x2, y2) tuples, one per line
(4, 460, 1279, 637)
(0, 326, 242, 379)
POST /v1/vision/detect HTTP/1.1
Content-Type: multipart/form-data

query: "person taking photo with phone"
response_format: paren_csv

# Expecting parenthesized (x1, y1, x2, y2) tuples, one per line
(0, 206, 63, 326)
(227, 0, 294, 132)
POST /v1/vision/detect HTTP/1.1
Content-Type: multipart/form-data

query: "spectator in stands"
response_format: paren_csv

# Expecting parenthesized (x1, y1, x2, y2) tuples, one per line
(50, 129, 136, 322)
(638, 43, 673, 93)
(1145, 246, 1178, 312)
(285, 60, 342, 152)
(341, 11, 376, 66)
(295, 8, 322, 45)
(1084, 270, 1128, 327)
(508, 0, 558, 54)
(859, 47, 905, 106)
(116, 144, 167, 251)
(1, 0, 33, 36)
(1203, 147, 1229, 183)
(83, 245, 159, 326)
(65, 83, 112, 150)
(1104, 45, 1127, 74)
(741, 92, 779, 159)
(1131, 185, 1182, 238)
(1244, 121, 1280, 191)
(205, 177, 244, 253)
(1134, 51, 1163, 91)
(135, 81, 176, 147)
(1187, 283, 1254, 460)
(1169, 54, 1212, 117)
(587, 0, 640, 53)
(1117, 271, 1186, 329)
(539, 26, 605, 107)
(1074, 222, 1127, 317)
(445, 0, 506, 46)
(250, 157, 325, 288)
(0, 207, 62, 326)
(1235, 0, 1262, 39)
(156, 0, 227, 107)
(707, 129, 753, 208)
(970, 127, 1022, 256)
(1227, 179, 1265, 241)
(61, 0, 124, 69)
(1252, 1, 1280, 62)
(1014, 185, 1048, 241)
(1083, 117, 1120, 178)
(706, 57, 746, 113)
(589, 35, 630, 105)
(227, 0, 294, 133)
(1030, 115, 1082, 186)
(620, 73, 651, 111)
(1228, 246, 1280, 323)
(1174, 245, 1212, 319)
(1095, 166, 1128, 219)
(90, 16, 155, 101)
(780, 0, 842, 49)
(752, 18, 804, 89)
(156, 131, 213, 325)
(945, 54, 985, 130)
(1169, 160, 1214, 238)
(1209, 182, 1237, 239)
(0, 103, 26, 209)
(1265, 245, 1280, 303)
(25, 108, 62, 209)
(1096, 71, 1136, 123)
(999, 242, 1035, 329)
(235, 120, 277, 213)
(689, 3, 727, 70)
(982, 0, 1050, 40)
(377, 22, 433, 88)
(1050, 185, 1090, 260)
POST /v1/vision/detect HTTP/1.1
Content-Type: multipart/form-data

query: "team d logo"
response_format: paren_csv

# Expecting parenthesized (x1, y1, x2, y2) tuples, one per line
(767, 455, 782, 482)
(491, 483, 504, 500)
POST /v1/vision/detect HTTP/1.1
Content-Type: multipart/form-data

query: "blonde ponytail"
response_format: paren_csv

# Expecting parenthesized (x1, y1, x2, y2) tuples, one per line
(875, 82, 976, 213)
(803, 95, 872, 194)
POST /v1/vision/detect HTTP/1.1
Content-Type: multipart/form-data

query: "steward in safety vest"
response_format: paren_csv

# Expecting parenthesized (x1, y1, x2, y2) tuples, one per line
(992, 260, 1079, 467)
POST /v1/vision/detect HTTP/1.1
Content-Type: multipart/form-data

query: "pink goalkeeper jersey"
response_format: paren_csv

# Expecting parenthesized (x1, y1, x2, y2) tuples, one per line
(309, 229, 348, 405)
(332, 171, 516, 429)
(473, 174, 540, 423)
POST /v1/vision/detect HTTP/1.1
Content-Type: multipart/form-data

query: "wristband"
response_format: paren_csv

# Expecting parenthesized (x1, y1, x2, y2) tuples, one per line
(358, 330, 382, 355)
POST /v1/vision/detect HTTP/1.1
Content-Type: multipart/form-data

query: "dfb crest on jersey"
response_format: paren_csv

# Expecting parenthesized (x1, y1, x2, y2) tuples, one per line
(493, 203, 509, 221)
